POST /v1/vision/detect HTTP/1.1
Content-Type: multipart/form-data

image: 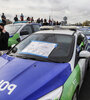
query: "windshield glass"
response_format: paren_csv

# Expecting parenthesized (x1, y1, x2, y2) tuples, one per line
(10, 33, 74, 63)
(5, 24, 22, 36)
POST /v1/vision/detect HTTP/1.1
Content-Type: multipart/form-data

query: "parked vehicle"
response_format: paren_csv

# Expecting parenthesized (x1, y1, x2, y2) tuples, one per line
(78, 27, 90, 40)
(5, 23, 40, 47)
(0, 30, 90, 100)
(78, 27, 90, 51)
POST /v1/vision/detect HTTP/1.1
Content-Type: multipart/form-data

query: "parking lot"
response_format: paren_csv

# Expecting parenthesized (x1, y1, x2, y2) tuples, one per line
(79, 65, 90, 100)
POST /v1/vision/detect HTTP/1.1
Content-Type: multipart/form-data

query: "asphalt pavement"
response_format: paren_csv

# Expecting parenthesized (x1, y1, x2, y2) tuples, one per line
(78, 65, 90, 100)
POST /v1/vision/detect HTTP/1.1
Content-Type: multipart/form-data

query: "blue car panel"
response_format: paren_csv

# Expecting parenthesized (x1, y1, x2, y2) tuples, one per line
(0, 54, 71, 100)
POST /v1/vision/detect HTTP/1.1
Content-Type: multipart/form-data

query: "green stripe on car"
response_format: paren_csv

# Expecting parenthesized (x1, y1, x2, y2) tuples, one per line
(61, 64, 80, 100)
(8, 33, 20, 47)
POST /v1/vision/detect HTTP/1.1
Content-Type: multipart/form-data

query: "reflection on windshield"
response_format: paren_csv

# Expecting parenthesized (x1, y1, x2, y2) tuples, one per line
(5, 25, 22, 36)
(11, 34, 74, 63)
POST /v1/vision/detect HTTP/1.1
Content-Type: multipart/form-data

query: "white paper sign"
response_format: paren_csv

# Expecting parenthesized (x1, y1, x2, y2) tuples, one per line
(21, 41, 57, 58)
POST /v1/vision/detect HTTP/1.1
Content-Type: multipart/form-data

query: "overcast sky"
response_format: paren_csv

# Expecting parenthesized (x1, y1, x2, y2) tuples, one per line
(0, 0, 90, 23)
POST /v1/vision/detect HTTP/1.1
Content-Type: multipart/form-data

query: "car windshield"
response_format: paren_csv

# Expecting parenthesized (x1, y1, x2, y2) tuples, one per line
(10, 33, 75, 63)
(5, 24, 22, 36)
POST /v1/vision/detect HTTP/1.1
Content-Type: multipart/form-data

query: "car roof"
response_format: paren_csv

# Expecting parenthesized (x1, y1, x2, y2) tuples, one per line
(35, 30, 75, 35)
(6, 23, 39, 26)
(5, 23, 27, 26)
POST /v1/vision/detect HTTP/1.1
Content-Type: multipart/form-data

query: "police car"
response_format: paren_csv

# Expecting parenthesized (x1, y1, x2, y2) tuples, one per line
(78, 27, 90, 51)
(78, 27, 90, 40)
(5, 22, 40, 47)
(0, 30, 90, 100)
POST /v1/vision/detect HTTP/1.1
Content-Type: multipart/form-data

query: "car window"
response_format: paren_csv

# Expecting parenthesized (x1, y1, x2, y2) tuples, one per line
(77, 34, 86, 53)
(21, 25, 32, 34)
(32, 25, 40, 32)
(77, 35, 84, 46)
(5, 24, 22, 36)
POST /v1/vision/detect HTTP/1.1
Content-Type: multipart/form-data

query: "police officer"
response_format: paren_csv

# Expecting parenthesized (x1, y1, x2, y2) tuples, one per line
(14, 15, 18, 22)
(1, 13, 6, 26)
(0, 21, 9, 50)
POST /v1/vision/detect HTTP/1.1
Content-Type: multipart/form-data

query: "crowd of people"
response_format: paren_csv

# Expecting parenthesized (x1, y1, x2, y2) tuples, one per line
(13, 13, 60, 26)
(0, 13, 60, 26)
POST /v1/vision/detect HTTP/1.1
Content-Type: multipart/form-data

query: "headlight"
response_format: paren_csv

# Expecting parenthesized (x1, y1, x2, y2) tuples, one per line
(38, 86, 63, 100)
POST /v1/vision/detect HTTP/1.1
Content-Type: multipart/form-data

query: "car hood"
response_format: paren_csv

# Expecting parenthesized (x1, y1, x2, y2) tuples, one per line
(0, 54, 71, 100)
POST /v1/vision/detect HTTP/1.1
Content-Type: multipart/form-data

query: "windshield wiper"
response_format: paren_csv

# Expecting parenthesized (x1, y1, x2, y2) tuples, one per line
(14, 54, 40, 61)
(46, 58, 59, 63)
(10, 53, 62, 63)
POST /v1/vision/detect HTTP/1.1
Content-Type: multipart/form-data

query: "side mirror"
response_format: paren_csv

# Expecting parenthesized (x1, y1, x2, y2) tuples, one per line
(20, 31, 29, 36)
(12, 47, 17, 53)
(79, 50, 90, 58)
(7, 44, 17, 54)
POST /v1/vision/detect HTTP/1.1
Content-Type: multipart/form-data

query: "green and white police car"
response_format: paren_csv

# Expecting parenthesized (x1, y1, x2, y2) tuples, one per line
(5, 22, 40, 47)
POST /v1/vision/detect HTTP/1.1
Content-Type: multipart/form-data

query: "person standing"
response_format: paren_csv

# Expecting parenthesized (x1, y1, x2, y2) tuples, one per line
(20, 13, 24, 21)
(0, 20, 9, 50)
(26, 17, 30, 21)
(1, 13, 6, 19)
(43, 19, 49, 26)
(14, 15, 18, 22)
(31, 17, 34, 22)
(1, 13, 6, 26)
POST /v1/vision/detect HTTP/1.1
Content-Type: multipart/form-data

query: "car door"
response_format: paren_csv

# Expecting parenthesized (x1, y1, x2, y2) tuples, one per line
(20, 25, 32, 40)
(76, 34, 88, 86)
